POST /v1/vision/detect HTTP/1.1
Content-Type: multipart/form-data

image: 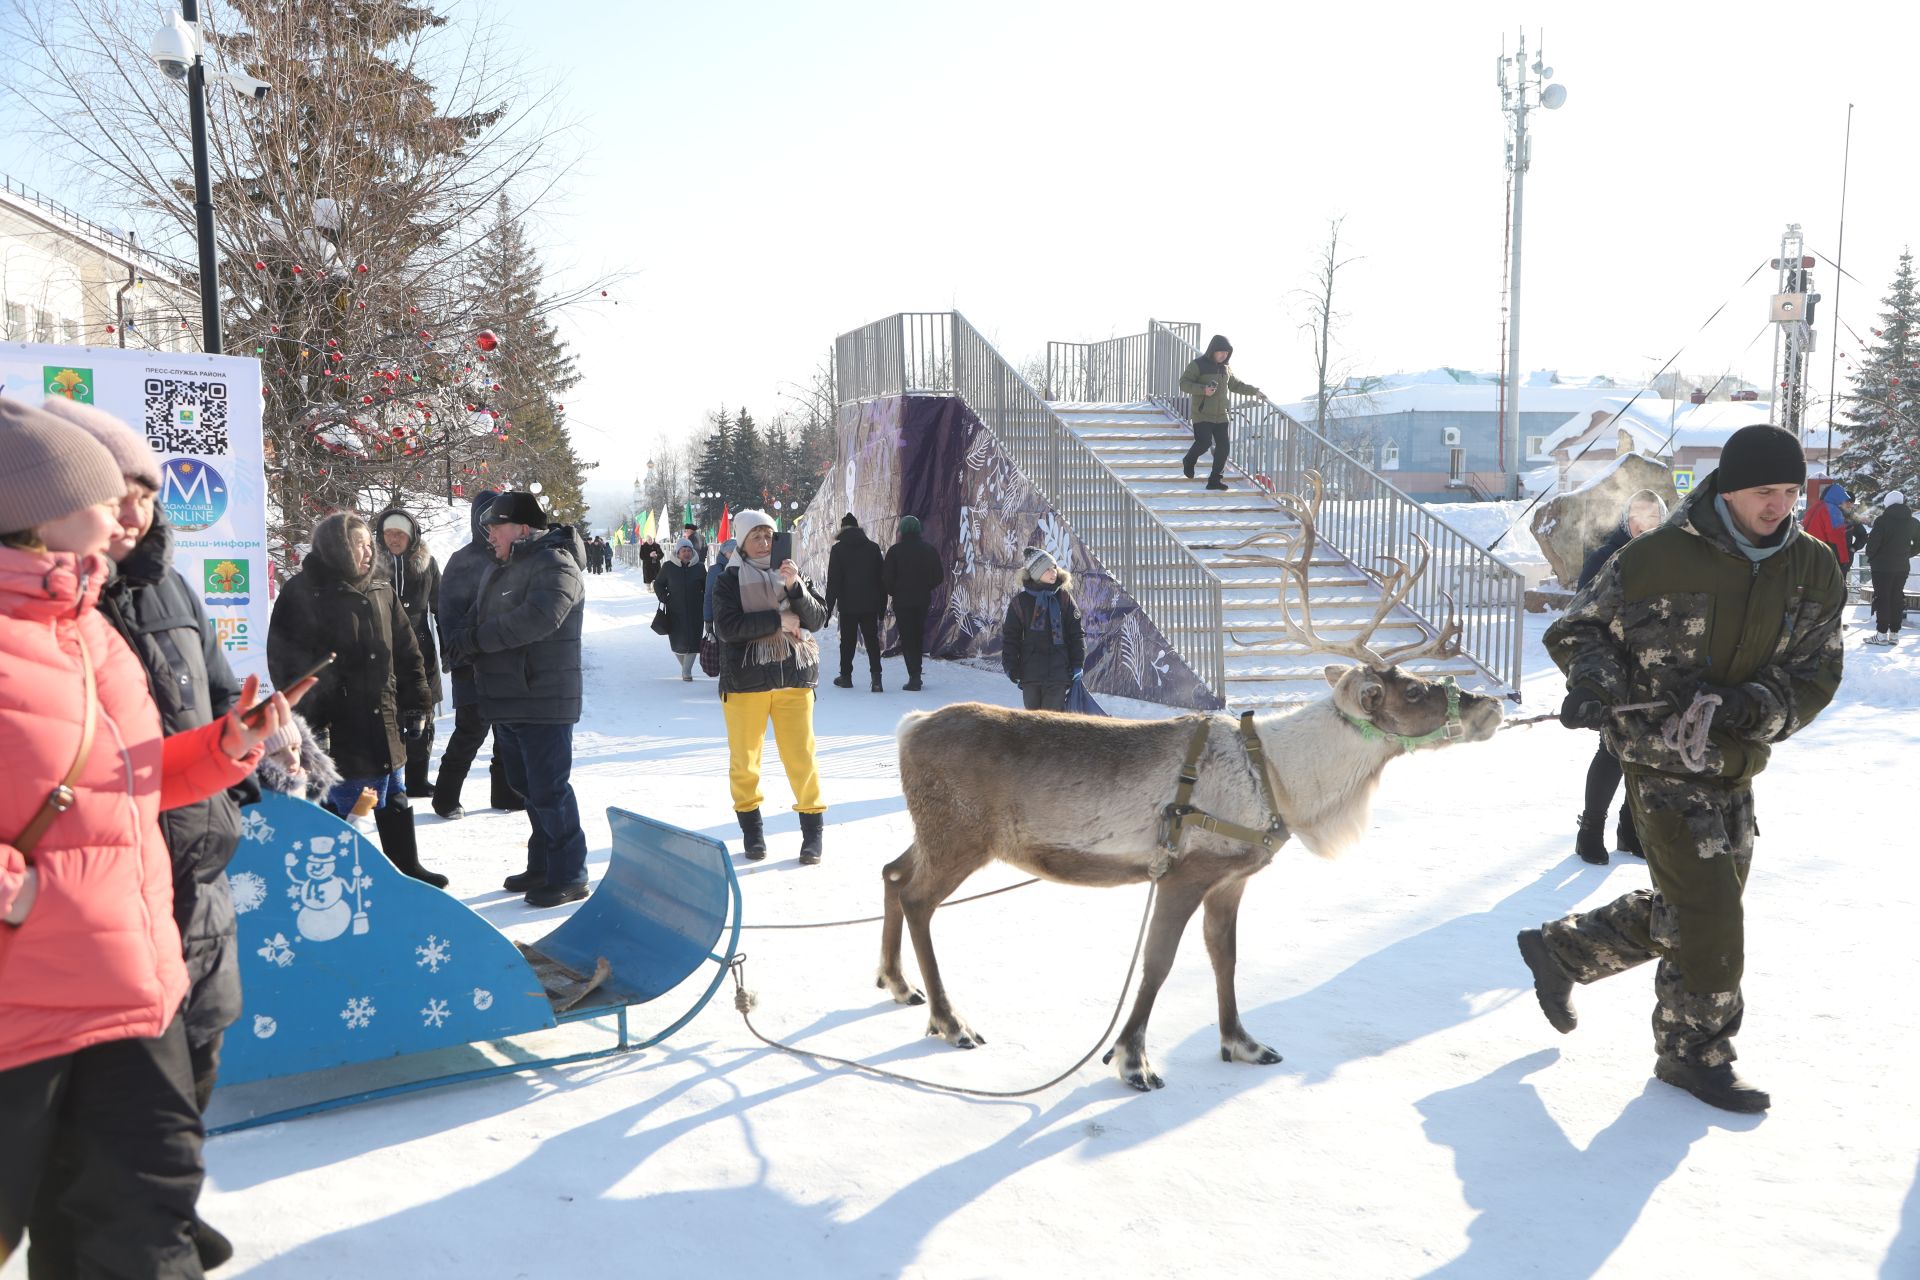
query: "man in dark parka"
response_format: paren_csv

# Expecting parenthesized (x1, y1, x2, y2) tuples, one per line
(432, 491, 524, 818)
(1177, 334, 1263, 491)
(825, 512, 888, 691)
(881, 514, 945, 691)
(1521, 426, 1845, 1113)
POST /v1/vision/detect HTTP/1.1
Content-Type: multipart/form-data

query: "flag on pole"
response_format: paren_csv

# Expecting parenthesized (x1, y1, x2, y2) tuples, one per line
(640, 510, 654, 541)
(660, 503, 671, 541)
(717, 504, 731, 543)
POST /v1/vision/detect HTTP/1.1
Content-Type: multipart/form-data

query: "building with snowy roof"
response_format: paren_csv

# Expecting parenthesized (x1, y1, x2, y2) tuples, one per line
(1276, 367, 1625, 503)
(1542, 394, 1846, 494)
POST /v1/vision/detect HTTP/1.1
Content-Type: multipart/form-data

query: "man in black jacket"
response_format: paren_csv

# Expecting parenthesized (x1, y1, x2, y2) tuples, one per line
(47, 396, 245, 1269)
(1864, 489, 1919, 644)
(269, 512, 443, 888)
(432, 492, 524, 819)
(881, 514, 945, 691)
(825, 512, 888, 691)
(444, 492, 590, 907)
(375, 506, 443, 798)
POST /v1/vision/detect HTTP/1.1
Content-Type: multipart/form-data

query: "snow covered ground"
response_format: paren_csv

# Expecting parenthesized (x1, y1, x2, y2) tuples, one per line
(14, 566, 1918, 1279)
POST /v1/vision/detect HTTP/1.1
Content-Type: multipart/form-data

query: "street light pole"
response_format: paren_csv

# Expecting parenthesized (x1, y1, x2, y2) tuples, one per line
(180, 0, 222, 353)
(1497, 32, 1566, 498)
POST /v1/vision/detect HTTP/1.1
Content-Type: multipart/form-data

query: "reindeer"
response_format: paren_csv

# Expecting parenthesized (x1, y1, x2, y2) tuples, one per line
(875, 478, 1505, 1090)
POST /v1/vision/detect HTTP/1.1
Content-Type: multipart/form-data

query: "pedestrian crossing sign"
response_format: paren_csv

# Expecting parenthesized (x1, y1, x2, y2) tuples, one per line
(1673, 469, 1694, 493)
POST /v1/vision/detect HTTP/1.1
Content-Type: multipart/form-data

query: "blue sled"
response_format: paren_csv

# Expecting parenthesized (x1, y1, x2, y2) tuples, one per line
(211, 794, 742, 1134)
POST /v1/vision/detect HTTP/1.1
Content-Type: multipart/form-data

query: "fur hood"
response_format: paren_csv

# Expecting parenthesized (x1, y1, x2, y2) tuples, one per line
(1016, 568, 1074, 592)
(306, 511, 374, 587)
(374, 505, 433, 574)
(254, 712, 343, 802)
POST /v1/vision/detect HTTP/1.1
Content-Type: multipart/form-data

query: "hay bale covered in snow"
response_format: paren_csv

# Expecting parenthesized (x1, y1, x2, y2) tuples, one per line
(1529, 452, 1677, 588)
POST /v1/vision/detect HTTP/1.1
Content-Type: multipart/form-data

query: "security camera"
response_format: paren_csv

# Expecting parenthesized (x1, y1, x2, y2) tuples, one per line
(214, 69, 272, 101)
(149, 15, 200, 81)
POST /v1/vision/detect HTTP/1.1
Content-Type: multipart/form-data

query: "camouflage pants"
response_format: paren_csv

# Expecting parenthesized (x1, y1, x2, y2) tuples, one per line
(1541, 773, 1755, 1067)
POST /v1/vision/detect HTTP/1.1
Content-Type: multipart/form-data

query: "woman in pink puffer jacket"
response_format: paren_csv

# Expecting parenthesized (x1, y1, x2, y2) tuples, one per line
(0, 399, 309, 1278)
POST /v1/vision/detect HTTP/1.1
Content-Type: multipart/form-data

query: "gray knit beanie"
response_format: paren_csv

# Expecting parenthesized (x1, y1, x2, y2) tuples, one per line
(40, 396, 162, 490)
(0, 398, 128, 536)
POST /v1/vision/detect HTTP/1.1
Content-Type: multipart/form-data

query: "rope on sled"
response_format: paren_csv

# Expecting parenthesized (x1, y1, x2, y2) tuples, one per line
(726, 878, 1159, 1099)
(738, 877, 1040, 931)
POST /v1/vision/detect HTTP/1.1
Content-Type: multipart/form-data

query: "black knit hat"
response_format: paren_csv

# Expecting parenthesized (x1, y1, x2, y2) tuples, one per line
(1715, 425, 1805, 493)
(840, 511, 859, 528)
(481, 490, 548, 529)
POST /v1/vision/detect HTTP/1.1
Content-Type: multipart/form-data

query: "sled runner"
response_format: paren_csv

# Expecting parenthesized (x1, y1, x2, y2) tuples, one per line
(208, 793, 742, 1134)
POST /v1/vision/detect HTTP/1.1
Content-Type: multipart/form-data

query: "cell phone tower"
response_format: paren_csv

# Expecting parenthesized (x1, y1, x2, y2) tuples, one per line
(1768, 224, 1820, 434)
(1496, 31, 1568, 498)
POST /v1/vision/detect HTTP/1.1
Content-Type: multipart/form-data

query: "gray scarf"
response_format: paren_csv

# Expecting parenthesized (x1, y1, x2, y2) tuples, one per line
(1714, 495, 1791, 563)
(737, 551, 819, 670)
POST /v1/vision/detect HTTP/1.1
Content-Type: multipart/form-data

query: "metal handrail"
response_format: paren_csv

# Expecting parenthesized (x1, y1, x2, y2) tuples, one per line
(1144, 320, 1525, 693)
(835, 312, 1226, 700)
(0, 173, 192, 282)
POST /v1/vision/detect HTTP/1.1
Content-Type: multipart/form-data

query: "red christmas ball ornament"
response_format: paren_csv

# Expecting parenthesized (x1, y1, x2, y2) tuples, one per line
(356, 301, 366, 310)
(475, 330, 499, 352)
(418, 331, 431, 341)
(600, 290, 607, 297)
(326, 338, 338, 347)
(409, 306, 418, 314)
(291, 264, 304, 275)
(104, 324, 116, 334)
(254, 261, 266, 271)
(356, 264, 369, 273)
(361, 395, 374, 404)
(329, 352, 342, 362)
(271, 325, 281, 334)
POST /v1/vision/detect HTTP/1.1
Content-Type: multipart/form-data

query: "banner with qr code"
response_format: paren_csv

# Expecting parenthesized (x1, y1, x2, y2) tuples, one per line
(1, 340, 268, 682)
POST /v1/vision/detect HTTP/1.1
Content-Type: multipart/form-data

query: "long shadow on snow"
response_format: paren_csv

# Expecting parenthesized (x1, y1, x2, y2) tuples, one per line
(1414, 1048, 1759, 1279)
(1888, 1151, 1920, 1279)
(238, 1027, 1133, 1278)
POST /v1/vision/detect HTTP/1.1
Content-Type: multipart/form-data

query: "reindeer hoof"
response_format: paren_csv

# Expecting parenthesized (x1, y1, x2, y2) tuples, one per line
(875, 974, 926, 1006)
(1221, 1039, 1284, 1066)
(1101, 1049, 1115, 1066)
(927, 1017, 985, 1049)
(1123, 1068, 1165, 1092)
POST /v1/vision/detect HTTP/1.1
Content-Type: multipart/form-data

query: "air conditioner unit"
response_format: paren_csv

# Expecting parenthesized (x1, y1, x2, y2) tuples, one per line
(1442, 427, 1463, 447)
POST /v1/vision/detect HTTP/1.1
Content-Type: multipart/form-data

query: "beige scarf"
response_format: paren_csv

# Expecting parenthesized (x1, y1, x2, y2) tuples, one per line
(737, 552, 819, 671)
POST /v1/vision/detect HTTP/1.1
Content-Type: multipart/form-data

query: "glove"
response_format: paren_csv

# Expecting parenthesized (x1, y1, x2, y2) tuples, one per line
(1694, 682, 1760, 732)
(401, 711, 430, 741)
(1558, 685, 1607, 731)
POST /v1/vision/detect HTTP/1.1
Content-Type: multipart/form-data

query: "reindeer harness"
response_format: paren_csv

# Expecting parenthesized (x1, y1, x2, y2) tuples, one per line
(1335, 676, 1466, 754)
(1159, 712, 1290, 872)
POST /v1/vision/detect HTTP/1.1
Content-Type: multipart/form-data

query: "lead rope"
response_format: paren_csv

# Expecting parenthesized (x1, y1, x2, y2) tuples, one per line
(1501, 695, 1722, 773)
(727, 874, 1161, 1099)
(737, 877, 1040, 931)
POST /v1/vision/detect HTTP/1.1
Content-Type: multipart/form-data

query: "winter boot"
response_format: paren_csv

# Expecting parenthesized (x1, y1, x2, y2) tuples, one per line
(1616, 806, 1644, 859)
(738, 808, 768, 861)
(1654, 1059, 1771, 1112)
(490, 763, 526, 812)
(832, 673, 854, 689)
(192, 1215, 234, 1271)
(871, 674, 884, 693)
(502, 849, 546, 894)
(1574, 811, 1609, 865)
(525, 879, 589, 908)
(1206, 478, 1230, 491)
(798, 811, 824, 865)
(374, 796, 449, 889)
(433, 803, 466, 821)
(903, 676, 924, 692)
(1516, 929, 1577, 1034)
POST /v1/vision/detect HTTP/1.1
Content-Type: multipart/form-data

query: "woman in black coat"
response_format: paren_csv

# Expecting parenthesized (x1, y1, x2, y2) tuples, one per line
(374, 505, 442, 797)
(268, 512, 443, 885)
(1000, 547, 1085, 711)
(655, 537, 709, 680)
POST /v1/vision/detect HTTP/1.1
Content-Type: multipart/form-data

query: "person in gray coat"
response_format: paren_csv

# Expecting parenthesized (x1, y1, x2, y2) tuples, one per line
(443, 492, 590, 907)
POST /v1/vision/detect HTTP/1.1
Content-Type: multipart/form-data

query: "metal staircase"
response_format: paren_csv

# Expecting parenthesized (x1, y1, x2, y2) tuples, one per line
(834, 312, 1524, 707)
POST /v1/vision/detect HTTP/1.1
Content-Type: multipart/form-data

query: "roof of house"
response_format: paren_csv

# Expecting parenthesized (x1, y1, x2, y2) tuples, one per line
(0, 175, 192, 288)
(1542, 395, 1781, 457)
(1279, 368, 1625, 422)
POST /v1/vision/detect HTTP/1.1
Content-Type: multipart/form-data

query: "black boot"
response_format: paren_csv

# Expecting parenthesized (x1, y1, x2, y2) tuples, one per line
(870, 674, 884, 693)
(1574, 811, 1609, 865)
(490, 762, 526, 811)
(738, 808, 767, 861)
(798, 811, 824, 865)
(903, 675, 923, 692)
(374, 797, 449, 889)
(502, 850, 546, 894)
(1516, 929, 1577, 1033)
(192, 1215, 234, 1271)
(1617, 806, 1644, 859)
(1654, 1059, 1770, 1112)
(832, 674, 853, 689)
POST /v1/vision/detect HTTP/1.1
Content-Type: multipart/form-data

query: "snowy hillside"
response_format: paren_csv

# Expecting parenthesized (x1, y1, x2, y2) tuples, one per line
(13, 567, 1915, 1279)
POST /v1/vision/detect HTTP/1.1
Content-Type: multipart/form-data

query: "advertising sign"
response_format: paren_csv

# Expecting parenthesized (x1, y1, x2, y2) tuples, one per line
(2, 341, 269, 681)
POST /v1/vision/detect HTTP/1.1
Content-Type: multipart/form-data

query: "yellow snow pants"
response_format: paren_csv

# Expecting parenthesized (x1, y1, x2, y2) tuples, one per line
(722, 688, 825, 815)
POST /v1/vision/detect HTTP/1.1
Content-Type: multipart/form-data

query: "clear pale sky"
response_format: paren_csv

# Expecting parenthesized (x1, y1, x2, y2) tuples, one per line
(5, 1, 1914, 523)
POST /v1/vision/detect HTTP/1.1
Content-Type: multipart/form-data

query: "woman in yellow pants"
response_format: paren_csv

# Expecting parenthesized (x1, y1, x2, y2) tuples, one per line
(711, 510, 830, 863)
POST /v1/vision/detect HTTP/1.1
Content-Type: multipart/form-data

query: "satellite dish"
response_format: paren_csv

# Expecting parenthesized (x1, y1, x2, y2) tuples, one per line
(1540, 65, 1554, 79)
(1541, 83, 1568, 109)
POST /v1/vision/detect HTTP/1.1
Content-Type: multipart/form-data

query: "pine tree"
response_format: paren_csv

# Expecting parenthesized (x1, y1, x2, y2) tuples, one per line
(466, 195, 588, 521)
(731, 408, 763, 506)
(691, 407, 735, 524)
(1837, 250, 1920, 498)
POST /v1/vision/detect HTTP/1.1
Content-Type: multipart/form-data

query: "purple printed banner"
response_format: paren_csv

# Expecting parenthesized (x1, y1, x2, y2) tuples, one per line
(797, 395, 1217, 709)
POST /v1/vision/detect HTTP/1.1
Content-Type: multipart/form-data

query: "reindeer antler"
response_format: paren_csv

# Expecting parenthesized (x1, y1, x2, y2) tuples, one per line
(1218, 472, 1464, 669)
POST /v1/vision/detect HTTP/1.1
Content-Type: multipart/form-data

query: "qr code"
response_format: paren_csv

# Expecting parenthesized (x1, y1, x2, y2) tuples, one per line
(144, 377, 230, 456)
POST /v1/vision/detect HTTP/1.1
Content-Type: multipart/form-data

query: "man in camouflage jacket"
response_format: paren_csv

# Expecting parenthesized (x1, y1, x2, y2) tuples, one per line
(1518, 424, 1845, 1113)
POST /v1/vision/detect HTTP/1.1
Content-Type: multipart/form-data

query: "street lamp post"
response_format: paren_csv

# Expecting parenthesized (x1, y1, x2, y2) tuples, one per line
(180, 0, 220, 353)
(1496, 32, 1567, 498)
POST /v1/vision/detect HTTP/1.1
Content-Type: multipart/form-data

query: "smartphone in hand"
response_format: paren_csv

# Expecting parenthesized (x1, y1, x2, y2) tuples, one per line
(770, 531, 793, 567)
